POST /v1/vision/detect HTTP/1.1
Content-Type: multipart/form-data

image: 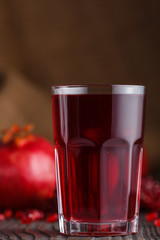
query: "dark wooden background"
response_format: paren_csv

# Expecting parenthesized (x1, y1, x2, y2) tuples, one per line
(0, 1, 160, 171)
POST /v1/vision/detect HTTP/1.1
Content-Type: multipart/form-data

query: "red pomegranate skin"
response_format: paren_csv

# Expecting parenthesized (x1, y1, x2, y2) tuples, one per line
(0, 136, 56, 209)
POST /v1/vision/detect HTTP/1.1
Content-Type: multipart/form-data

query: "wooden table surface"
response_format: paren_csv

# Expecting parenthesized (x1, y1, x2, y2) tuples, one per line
(0, 214, 159, 240)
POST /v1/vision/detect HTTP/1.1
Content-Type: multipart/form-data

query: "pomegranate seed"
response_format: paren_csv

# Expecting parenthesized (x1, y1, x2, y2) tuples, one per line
(15, 211, 24, 219)
(4, 209, 12, 219)
(154, 218, 160, 227)
(145, 212, 159, 222)
(15, 209, 44, 223)
(21, 215, 32, 224)
(27, 209, 44, 221)
(46, 213, 58, 223)
(0, 214, 5, 221)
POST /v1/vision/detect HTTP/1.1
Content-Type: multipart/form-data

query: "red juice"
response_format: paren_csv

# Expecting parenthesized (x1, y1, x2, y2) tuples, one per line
(52, 87, 145, 236)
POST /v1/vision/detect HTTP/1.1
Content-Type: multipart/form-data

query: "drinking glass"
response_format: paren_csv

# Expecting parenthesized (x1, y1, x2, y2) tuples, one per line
(51, 84, 146, 236)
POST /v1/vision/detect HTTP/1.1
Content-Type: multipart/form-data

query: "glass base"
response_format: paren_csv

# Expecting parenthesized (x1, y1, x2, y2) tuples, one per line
(59, 214, 139, 236)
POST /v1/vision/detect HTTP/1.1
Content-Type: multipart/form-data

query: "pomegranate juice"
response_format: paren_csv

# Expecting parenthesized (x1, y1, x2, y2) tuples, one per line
(52, 92, 145, 235)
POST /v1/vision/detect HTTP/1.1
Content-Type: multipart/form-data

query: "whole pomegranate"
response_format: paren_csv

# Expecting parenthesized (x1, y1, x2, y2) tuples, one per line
(0, 124, 56, 209)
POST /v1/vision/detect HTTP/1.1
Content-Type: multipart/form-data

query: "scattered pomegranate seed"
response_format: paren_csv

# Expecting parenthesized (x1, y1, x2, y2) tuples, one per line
(27, 209, 44, 221)
(4, 209, 12, 219)
(145, 212, 159, 222)
(46, 213, 58, 223)
(21, 215, 33, 224)
(15, 209, 45, 223)
(0, 214, 5, 221)
(15, 211, 24, 219)
(154, 218, 160, 227)
(146, 212, 159, 222)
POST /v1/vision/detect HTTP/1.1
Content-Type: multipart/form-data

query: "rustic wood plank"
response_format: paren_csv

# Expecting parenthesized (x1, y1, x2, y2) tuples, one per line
(11, 221, 35, 240)
(1, 220, 21, 240)
(37, 221, 65, 239)
(0, 220, 17, 240)
(0, 214, 159, 240)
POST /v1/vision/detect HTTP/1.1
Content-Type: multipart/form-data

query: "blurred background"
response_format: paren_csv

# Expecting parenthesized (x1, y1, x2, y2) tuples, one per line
(0, 1, 159, 174)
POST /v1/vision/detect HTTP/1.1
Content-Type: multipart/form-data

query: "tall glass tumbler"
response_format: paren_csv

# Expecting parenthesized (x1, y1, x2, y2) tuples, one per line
(51, 84, 146, 236)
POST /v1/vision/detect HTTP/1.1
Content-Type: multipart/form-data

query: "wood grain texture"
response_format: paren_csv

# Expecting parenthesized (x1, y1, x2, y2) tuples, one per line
(0, 214, 159, 240)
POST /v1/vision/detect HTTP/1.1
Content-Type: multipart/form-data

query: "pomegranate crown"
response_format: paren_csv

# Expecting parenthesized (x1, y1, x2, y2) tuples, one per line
(1, 124, 35, 147)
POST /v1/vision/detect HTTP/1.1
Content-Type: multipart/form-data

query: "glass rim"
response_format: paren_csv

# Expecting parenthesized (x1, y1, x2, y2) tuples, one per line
(52, 84, 146, 95)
